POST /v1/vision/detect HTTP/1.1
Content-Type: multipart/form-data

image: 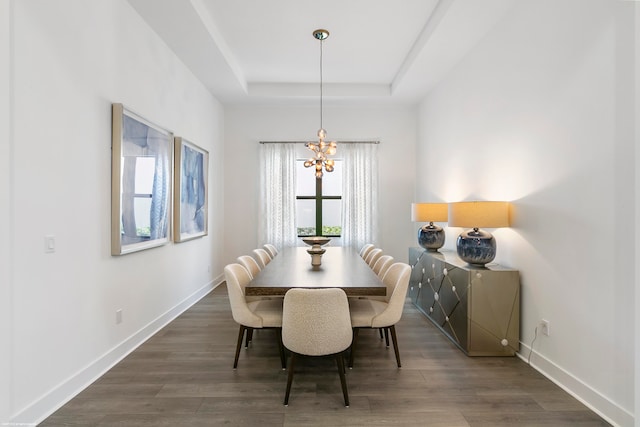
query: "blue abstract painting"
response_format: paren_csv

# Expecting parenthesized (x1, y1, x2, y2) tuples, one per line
(175, 137, 208, 242)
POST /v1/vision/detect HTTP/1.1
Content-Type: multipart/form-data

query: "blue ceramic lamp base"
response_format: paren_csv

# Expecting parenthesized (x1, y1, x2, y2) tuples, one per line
(418, 223, 445, 251)
(456, 228, 496, 266)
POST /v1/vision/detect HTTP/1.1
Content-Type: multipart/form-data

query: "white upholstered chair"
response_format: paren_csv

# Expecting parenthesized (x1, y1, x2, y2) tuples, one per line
(372, 255, 394, 280)
(364, 248, 383, 267)
(263, 243, 278, 258)
(282, 288, 353, 407)
(359, 243, 375, 259)
(235, 256, 264, 307)
(224, 263, 286, 369)
(237, 255, 261, 279)
(252, 248, 272, 269)
(348, 262, 411, 368)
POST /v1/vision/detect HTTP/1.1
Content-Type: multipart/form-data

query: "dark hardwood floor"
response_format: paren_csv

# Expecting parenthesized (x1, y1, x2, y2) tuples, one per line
(41, 284, 610, 426)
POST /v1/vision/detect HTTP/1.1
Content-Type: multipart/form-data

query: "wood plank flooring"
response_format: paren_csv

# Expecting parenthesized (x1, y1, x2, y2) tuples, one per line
(41, 284, 610, 426)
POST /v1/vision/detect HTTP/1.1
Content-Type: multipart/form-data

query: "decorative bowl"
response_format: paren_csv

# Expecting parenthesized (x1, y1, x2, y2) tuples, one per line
(302, 236, 332, 247)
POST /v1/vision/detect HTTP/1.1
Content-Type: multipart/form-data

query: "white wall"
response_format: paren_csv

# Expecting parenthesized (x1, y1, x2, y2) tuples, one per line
(417, 1, 635, 425)
(223, 104, 416, 264)
(635, 3, 640, 426)
(1, 0, 13, 423)
(5, 0, 224, 423)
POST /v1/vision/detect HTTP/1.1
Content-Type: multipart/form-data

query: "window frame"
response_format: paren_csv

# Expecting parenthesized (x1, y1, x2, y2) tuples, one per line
(296, 161, 342, 237)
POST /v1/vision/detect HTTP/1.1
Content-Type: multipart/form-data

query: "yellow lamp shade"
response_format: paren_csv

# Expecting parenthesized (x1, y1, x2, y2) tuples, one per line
(411, 203, 448, 223)
(448, 201, 510, 229)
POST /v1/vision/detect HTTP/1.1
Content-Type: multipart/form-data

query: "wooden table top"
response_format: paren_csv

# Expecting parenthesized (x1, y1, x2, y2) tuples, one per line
(245, 246, 386, 297)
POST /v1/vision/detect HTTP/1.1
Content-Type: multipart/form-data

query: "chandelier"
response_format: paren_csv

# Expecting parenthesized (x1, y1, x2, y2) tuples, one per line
(304, 29, 337, 179)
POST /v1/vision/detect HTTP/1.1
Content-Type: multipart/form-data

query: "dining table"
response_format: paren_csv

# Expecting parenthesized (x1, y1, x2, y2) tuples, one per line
(245, 246, 386, 297)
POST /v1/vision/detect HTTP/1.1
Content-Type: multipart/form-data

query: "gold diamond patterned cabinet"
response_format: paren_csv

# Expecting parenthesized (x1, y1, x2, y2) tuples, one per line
(408, 248, 520, 356)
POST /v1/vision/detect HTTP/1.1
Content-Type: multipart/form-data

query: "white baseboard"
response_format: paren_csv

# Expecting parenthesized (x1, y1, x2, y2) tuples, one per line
(517, 343, 633, 427)
(12, 276, 224, 426)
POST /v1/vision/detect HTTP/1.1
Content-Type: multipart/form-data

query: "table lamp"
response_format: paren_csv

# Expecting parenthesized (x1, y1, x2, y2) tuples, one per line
(448, 201, 510, 265)
(411, 202, 448, 251)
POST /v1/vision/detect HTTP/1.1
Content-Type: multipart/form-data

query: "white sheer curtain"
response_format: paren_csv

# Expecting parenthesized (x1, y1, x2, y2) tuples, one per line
(341, 143, 378, 250)
(259, 143, 298, 248)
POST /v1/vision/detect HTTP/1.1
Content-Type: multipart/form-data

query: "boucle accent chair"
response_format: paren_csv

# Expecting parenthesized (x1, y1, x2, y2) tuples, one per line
(263, 243, 278, 258)
(235, 256, 265, 320)
(282, 288, 353, 407)
(348, 262, 411, 368)
(224, 263, 286, 369)
(372, 255, 394, 279)
(252, 248, 271, 268)
(359, 243, 375, 259)
(237, 255, 261, 279)
(364, 248, 383, 267)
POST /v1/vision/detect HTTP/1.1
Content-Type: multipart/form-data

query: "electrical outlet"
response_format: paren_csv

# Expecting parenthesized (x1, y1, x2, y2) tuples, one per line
(116, 309, 123, 324)
(540, 319, 550, 336)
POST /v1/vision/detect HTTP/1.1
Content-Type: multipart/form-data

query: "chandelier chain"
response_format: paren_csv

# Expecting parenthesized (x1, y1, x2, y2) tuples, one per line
(319, 37, 323, 131)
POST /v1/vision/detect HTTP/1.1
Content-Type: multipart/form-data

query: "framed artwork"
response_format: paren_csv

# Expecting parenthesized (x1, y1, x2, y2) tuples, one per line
(111, 103, 173, 255)
(174, 137, 209, 242)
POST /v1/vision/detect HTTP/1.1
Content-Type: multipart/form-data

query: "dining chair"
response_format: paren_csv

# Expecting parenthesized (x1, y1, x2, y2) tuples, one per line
(252, 248, 272, 269)
(364, 248, 383, 267)
(263, 243, 278, 258)
(282, 288, 353, 407)
(236, 255, 265, 306)
(224, 263, 286, 369)
(359, 243, 375, 259)
(348, 262, 411, 368)
(237, 255, 261, 279)
(372, 255, 394, 279)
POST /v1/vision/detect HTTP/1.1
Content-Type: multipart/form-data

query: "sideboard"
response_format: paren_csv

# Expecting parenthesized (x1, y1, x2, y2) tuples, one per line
(408, 248, 520, 356)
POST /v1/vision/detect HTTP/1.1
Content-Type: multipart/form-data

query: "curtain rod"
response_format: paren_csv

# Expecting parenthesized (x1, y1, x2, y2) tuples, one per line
(259, 140, 380, 144)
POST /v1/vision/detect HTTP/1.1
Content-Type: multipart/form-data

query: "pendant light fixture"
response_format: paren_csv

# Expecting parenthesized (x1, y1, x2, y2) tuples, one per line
(304, 29, 337, 179)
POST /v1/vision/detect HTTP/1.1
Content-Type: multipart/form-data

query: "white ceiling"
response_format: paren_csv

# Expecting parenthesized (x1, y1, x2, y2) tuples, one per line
(127, 0, 515, 106)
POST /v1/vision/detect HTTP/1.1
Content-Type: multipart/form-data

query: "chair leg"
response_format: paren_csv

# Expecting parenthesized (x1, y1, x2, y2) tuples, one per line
(384, 327, 390, 347)
(348, 328, 359, 368)
(336, 353, 350, 407)
(276, 328, 286, 370)
(284, 353, 296, 406)
(233, 325, 246, 369)
(245, 328, 254, 348)
(389, 325, 401, 368)
(378, 328, 384, 340)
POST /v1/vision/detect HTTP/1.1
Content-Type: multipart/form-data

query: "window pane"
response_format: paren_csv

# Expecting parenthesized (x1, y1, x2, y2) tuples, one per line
(322, 160, 342, 196)
(322, 199, 342, 236)
(296, 161, 316, 196)
(296, 199, 316, 236)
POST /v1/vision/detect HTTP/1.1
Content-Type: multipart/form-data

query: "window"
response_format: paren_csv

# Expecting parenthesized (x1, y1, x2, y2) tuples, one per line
(259, 141, 377, 249)
(295, 159, 342, 237)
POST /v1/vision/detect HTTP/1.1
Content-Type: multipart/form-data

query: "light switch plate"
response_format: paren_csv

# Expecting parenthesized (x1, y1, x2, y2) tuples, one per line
(44, 235, 55, 253)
